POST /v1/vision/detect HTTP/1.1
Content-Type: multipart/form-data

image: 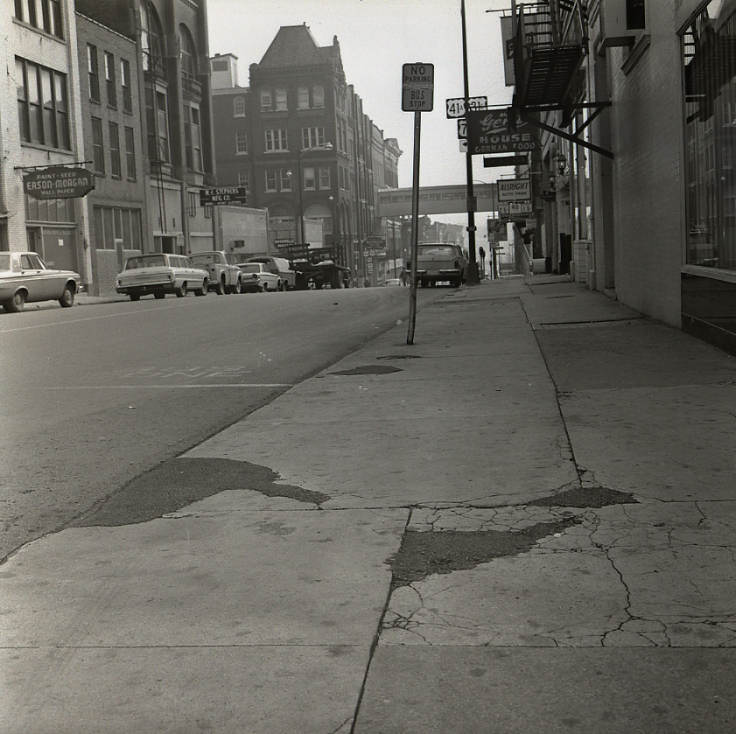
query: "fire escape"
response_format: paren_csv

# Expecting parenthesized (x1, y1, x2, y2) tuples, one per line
(510, 0, 613, 160)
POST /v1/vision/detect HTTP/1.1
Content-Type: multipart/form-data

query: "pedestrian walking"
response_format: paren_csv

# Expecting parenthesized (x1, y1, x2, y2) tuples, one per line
(399, 266, 408, 286)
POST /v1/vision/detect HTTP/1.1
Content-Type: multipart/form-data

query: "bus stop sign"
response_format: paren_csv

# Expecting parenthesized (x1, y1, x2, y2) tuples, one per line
(402, 63, 434, 112)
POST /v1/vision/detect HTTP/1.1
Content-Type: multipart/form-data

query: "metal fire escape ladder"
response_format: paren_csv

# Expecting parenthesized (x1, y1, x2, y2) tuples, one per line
(511, 0, 614, 160)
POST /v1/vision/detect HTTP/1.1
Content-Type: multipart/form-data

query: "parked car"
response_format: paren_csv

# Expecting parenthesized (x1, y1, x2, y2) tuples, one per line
(237, 262, 281, 292)
(246, 256, 295, 290)
(416, 243, 467, 287)
(0, 251, 80, 312)
(384, 278, 402, 287)
(189, 251, 242, 294)
(115, 253, 209, 301)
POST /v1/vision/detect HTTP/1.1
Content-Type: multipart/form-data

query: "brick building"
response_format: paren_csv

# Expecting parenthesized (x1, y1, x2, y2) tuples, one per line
(75, 12, 147, 295)
(210, 25, 402, 284)
(500, 0, 736, 354)
(76, 0, 217, 263)
(2, 0, 92, 284)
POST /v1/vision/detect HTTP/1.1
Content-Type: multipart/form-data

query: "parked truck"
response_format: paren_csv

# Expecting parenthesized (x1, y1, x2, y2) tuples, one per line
(189, 251, 243, 294)
(281, 246, 351, 290)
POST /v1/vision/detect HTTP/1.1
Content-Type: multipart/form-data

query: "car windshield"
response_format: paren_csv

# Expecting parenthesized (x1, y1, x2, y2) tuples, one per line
(125, 255, 166, 269)
(239, 264, 261, 273)
(190, 253, 218, 265)
(419, 245, 457, 257)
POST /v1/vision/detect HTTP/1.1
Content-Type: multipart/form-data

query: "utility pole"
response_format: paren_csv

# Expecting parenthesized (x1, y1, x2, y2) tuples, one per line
(461, 0, 479, 284)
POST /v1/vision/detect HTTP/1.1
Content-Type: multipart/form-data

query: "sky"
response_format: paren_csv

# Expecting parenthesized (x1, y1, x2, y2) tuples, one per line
(207, 0, 514, 224)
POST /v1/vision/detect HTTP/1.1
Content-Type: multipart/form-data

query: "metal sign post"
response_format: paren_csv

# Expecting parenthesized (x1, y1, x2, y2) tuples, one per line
(402, 62, 434, 345)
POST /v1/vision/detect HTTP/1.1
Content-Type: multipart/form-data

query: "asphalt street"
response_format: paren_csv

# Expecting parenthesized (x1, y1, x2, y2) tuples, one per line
(0, 286, 438, 560)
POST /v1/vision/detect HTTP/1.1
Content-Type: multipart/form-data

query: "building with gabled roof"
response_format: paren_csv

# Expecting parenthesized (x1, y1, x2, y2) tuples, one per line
(210, 24, 402, 285)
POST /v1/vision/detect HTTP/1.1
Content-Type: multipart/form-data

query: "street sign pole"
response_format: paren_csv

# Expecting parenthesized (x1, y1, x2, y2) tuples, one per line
(461, 0, 479, 285)
(407, 109, 422, 346)
(401, 62, 434, 345)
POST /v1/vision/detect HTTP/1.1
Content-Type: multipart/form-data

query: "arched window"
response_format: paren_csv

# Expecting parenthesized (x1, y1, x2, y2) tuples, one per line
(141, 3, 165, 75)
(179, 24, 198, 81)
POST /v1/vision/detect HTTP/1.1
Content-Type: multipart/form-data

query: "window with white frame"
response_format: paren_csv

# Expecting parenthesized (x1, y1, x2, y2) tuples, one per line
(233, 96, 246, 117)
(104, 51, 116, 108)
(265, 128, 288, 151)
(184, 104, 202, 171)
(14, 0, 63, 39)
(235, 129, 247, 154)
(303, 166, 316, 191)
(87, 45, 100, 103)
(121, 58, 132, 113)
(109, 121, 121, 178)
(237, 171, 249, 188)
(280, 169, 292, 191)
(260, 89, 272, 111)
(265, 169, 278, 192)
(301, 126, 325, 149)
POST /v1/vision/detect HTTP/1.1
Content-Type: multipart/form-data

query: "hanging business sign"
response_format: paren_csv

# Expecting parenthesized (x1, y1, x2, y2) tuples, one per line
(199, 186, 247, 206)
(466, 109, 537, 154)
(497, 178, 531, 202)
(23, 166, 95, 200)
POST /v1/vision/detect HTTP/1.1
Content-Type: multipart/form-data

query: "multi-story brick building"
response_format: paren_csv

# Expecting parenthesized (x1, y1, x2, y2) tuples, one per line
(210, 25, 402, 284)
(500, 0, 736, 355)
(2, 0, 92, 284)
(75, 12, 147, 295)
(76, 0, 217, 262)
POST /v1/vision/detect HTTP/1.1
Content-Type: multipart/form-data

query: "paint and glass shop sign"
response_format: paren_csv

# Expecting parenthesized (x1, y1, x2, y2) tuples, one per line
(402, 63, 434, 112)
(23, 166, 95, 200)
(466, 109, 537, 155)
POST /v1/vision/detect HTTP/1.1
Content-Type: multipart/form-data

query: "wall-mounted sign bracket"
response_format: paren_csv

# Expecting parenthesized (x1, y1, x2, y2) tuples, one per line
(518, 101, 614, 159)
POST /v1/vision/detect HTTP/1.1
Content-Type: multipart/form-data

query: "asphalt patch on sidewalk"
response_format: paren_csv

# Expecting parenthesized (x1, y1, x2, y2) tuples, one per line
(389, 517, 581, 589)
(74, 457, 329, 527)
(329, 365, 403, 375)
(528, 486, 637, 508)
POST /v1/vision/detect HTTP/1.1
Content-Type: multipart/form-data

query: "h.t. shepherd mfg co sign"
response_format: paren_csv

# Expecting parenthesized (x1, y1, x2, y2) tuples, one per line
(23, 166, 95, 200)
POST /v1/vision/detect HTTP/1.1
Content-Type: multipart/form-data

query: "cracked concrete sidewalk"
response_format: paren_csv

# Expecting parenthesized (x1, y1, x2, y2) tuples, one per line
(2, 276, 735, 733)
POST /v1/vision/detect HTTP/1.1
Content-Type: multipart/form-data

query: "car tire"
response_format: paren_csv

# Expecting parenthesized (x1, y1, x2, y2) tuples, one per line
(215, 277, 225, 295)
(233, 279, 242, 295)
(5, 291, 26, 313)
(154, 290, 165, 299)
(175, 283, 187, 297)
(129, 293, 140, 302)
(59, 284, 75, 308)
(195, 279, 208, 296)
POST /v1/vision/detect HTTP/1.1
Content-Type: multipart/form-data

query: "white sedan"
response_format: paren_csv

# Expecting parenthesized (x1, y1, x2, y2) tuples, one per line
(237, 262, 282, 292)
(0, 251, 80, 312)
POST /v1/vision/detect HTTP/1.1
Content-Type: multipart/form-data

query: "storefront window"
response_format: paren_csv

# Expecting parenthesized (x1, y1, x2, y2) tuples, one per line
(682, 0, 736, 271)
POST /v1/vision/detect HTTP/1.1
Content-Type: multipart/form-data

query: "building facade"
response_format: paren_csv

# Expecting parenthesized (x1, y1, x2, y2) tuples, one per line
(76, 12, 148, 295)
(500, 0, 736, 355)
(2, 0, 93, 284)
(210, 25, 402, 285)
(76, 0, 217, 265)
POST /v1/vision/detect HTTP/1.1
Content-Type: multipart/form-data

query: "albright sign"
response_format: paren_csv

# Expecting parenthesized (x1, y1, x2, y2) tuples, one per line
(23, 166, 95, 200)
